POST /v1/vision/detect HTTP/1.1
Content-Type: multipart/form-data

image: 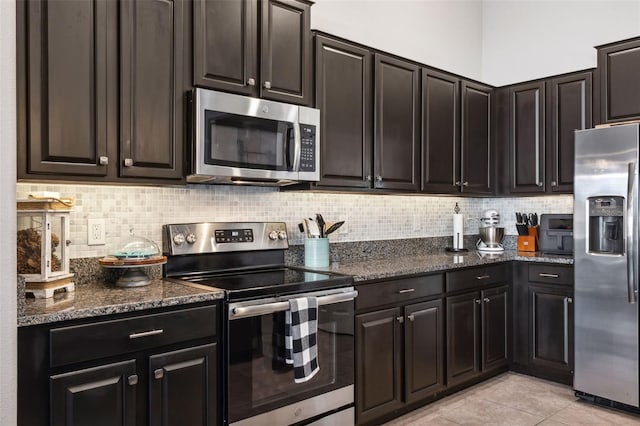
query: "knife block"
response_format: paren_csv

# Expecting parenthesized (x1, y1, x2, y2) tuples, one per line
(518, 226, 539, 252)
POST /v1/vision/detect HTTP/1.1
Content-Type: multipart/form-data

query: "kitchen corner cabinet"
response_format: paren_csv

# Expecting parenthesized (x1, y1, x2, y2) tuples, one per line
(597, 37, 640, 124)
(193, 0, 312, 106)
(461, 81, 493, 194)
(314, 35, 373, 188)
(512, 262, 574, 385)
(355, 275, 445, 425)
(446, 265, 509, 387)
(17, 0, 185, 182)
(509, 81, 546, 193)
(374, 54, 421, 191)
(18, 304, 219, 426)
(545, 71, 592, 193)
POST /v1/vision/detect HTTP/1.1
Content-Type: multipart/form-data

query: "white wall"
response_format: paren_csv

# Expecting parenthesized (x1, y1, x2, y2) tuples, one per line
(311, 0, 484, 80)
(482, 0, 640, 86)
(1, 0, 17, 424)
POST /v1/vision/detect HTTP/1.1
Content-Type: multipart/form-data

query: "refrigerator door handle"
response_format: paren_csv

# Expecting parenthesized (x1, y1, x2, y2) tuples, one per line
(627, 162, 637, 304)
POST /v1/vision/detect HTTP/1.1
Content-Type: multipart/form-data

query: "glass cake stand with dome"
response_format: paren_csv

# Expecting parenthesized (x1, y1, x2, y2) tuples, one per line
(98, 232, 166, 287)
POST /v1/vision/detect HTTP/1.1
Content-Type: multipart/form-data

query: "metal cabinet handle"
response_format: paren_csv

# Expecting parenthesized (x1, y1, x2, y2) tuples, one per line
(483, 297, 490, 302)
(474, 299, 481, 304)
(537, 182, 543, 187)
(551, 181, 557, 187)
(397, 288, 415, 294)
(407, 314, 415, 322)
(463, 181, 469, 186)
(247, 78, 256, 86)
(376, 175, 383, 182)
(129, 329, 164, 339)
(123, 158, 133, 167)
(264, 81, 272, 89)
(365, 175, 372, 182)
(128, 375, 138, 386)
(154, 369, 164, 380)
(567, 297, 573, 304)
(99, 156, 109, 165)
(476, 275, 490, 280)
(396, 316, 404, 323)
(454, 181, 461, 186)
(539, 273, 559, 278)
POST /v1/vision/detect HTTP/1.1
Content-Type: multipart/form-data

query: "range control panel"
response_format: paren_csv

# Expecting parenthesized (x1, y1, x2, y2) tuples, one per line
(299, 124, 316, 172)
(163, 222, 288, 255)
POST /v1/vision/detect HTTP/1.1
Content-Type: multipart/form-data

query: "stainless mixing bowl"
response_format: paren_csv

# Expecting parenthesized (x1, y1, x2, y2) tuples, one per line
(479, 226, 505, 248)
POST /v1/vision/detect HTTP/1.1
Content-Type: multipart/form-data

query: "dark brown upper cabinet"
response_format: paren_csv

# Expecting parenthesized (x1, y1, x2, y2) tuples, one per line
(461, 81, 493, 194)
(597, 37, 640, 124)
(546, 71, 592, 193)
(374, 54, 420, 192)
(314, 35, 372, 188)
(193, 0, 312, 106)
(17, 0, 185, 182)
(509, 81, 546, 193)
(421, 69, 460, 194)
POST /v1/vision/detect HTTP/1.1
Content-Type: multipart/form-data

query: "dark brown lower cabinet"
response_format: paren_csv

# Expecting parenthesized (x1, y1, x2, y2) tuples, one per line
(50, 360, 137, 426)
(356, 300, 444, 424)
(447, 285, 509, 387)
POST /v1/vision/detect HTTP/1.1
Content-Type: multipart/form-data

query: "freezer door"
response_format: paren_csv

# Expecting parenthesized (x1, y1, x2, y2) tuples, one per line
(574, 124, 640, 408)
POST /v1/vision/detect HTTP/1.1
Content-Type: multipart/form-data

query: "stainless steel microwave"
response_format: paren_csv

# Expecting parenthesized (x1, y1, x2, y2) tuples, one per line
(188, 88, 320, 185)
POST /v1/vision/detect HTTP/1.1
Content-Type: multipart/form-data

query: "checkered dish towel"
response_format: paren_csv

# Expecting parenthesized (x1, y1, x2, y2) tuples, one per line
(285, 297, 320, 383)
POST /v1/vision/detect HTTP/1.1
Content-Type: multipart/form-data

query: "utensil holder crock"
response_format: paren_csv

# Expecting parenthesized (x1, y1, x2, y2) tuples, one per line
(304, 238, 329, 268)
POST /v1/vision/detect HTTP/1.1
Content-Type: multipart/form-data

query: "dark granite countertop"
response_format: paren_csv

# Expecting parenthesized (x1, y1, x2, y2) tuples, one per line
(294, 250, 573, 282)
(18, 280, 225, 327)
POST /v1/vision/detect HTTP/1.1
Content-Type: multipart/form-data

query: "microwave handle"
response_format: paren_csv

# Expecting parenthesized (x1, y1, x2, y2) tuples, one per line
(292, 123, 302, 172)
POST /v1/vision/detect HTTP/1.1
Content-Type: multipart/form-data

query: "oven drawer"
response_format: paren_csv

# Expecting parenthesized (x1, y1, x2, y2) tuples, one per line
(446, 264, 508, 293)
(528, 264, 573, 286)
(356, 274, 444, 311)
(50, 305, 217, 367)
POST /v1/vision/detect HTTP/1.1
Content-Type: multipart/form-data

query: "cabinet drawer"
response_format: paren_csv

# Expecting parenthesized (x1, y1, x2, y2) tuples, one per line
(50, 305, 217, 367)
(528, 264, 573, 286)
(446, 264, 508, 293)
(356, 274, 444, 311)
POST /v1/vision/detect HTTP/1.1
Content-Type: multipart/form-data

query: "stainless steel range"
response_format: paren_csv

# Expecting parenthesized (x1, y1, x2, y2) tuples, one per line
(162, 222, 356, 425)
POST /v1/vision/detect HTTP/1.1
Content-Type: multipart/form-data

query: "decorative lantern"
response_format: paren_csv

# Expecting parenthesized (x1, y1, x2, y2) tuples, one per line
(17, 198, 74, 298)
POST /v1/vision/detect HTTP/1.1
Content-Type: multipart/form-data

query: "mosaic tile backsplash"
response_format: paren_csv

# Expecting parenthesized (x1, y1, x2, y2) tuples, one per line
(16, 183, 573, 259)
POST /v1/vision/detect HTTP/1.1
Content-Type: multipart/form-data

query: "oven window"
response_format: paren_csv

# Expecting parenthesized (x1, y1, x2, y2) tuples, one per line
(204, 111, 293, 171)
(227, 300, 354, 423)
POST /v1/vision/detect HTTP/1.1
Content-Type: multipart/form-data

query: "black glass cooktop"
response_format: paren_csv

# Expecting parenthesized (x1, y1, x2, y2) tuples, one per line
(175, 267, 352, 301)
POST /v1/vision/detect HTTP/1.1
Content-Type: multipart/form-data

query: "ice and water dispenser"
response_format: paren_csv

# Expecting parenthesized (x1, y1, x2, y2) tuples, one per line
(588, 196, 624, 254)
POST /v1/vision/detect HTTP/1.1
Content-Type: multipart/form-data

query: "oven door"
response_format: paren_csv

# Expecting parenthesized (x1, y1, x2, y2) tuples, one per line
(226, 287, 356, 425)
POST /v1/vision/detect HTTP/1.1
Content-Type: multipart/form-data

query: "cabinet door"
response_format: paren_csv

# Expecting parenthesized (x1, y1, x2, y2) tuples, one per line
(356, 307, 403, 424)
(193, 0, 257, 96)
(446, 292, 480, 386)
(529, 285, 574, 374)
(546, 71, 592, 193)
(598, 38, 640, 124)
(149, 343, 218, 426)
(481, 285, 509, 371)
(422, 69, 460, 193)
(20, 0, 109, 177)
(315, 35, 372, 188)
(510, 81, 546, 193)
(260, 0, 312, 105)
(50, 360, 137, 426)
(461, 81, 493, 194)
(374, 54, 420, 191)
(405, 300, 445, 403)
(119, 0, 184, 179)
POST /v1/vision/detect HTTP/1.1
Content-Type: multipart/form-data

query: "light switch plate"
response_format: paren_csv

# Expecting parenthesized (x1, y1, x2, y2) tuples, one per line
(87, 218, 106, 245)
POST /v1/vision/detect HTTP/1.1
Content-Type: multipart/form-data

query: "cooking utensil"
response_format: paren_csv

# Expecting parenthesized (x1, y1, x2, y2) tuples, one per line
(298, 223, 305, 234)
(324, 221, 344, 236)
(306, 218, 321, 237)
(316, 214, 326, 238)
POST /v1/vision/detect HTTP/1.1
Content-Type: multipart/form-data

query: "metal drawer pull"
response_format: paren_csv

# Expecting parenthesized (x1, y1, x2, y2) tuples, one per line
(230, 290, 358, 319)
(475, 299, 481, 304)
(539, 273, 559, 278)
(567, 297, 573, 304)
(407, 314, 415, 322)
(396, 316, 404, 323)
(398, 288, 415, 294)
(129, 329, 164, 339)
(154, 369, 164, 380)
(475, 275, 491, 280)
(128, 375, 138, 386)
(483, 297, 490, 302)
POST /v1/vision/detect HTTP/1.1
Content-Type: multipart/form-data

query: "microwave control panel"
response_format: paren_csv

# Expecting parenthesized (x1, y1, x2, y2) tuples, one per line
(299, 124, 316, 172)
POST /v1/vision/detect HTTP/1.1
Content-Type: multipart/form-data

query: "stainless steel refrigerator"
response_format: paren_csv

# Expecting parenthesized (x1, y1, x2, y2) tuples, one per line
(574, 124, 640, 408)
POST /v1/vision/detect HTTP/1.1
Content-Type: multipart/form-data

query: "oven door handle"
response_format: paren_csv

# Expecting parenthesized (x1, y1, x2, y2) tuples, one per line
(230, 290, 358, 320)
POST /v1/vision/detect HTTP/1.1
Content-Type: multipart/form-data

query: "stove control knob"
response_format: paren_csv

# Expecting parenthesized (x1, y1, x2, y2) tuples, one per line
(277, 230, 287, 240)
(173, 233, 185, 246)
(268, 230, 279, 241)
(186, 233, 197, 244)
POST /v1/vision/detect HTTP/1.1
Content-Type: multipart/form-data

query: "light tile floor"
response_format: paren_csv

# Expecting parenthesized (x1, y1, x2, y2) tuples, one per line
(386, 372, 640, 425)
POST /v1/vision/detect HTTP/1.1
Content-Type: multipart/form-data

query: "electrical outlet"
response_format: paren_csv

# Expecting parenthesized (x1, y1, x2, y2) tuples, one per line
(87, 218, 106, 245)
